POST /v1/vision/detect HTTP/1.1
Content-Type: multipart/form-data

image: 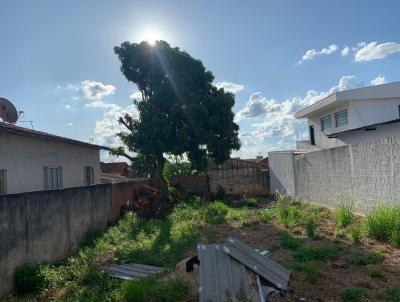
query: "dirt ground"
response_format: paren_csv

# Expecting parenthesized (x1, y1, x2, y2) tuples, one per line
(171, 201, 400, 302)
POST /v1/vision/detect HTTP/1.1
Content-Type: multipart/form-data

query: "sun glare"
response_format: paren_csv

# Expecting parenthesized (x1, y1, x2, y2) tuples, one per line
(140, 28, 163, 46)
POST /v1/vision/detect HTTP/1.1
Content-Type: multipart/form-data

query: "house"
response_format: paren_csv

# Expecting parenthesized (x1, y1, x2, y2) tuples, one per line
(100, 162, 133, 183)
(295, 81, 400, 151)
(0, 122, 104, 195)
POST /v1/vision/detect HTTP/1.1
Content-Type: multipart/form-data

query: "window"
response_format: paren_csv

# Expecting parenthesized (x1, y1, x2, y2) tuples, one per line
(335, 109, 348, 127)
(321, 115, 332, 131)
(0, 170, 7, 195)
(84, 166, 94, 185)
(44, 167, 63, 190)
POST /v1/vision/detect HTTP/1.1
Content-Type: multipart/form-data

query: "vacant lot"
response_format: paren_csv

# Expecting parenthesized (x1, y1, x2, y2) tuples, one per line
(4, 196, 400, 302)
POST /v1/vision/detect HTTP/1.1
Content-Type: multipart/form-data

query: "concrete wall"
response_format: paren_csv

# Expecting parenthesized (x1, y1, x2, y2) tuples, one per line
(269, 135, 400, 213)
(169, 175, 209, 196)
(0, 132, 101, 194)
(0, 180, 147, 295)
(268, 151, 296, 195)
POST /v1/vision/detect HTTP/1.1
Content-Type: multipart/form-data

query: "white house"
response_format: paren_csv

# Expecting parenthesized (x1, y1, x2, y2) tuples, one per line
(295, 81, 400, 151)
(0, 122, 105, 195)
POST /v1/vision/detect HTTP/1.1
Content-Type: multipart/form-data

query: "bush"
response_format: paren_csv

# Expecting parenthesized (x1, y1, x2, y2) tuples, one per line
(387, 285, 400, 302)
(132, 186, 169, 219)
(279, 232, 302, 251)
(350, 224, 362, 244)
(341, 286, 367, 302)
(14, 263, 44, 295)
(124, 278, 191, 302)
(257, 208, 274, 224)
(335, 203, 354, 228)
(364, 205, 400, 242)
(202, 201, 229, 224)
(244, 197, 257, 207)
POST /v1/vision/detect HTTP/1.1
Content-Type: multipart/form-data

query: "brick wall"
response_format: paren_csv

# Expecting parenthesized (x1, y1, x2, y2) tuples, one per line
(269, 135, 400, 213)
(169, 175, 209, 196)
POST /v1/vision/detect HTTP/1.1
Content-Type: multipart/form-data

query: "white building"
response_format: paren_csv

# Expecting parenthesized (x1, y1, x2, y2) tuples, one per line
(0, 122, 104, 195)
(295, 81, 400, 151)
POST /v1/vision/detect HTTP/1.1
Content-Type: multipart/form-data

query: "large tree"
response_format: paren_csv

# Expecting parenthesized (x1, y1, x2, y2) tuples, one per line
(113, 40, 240, 198)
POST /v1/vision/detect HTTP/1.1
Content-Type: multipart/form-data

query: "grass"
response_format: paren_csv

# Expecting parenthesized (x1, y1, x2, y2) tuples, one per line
(350, 223, 362, 244)
(202, 201, 229, 224)
(293, 245, 338, 262)
(341, 286, 368, 302)
(386, 285, 400, 302)
(335, 203, 354, 228)
(244, 197, 257, 207)
(303, 213, 319, 238)
(286, 261, 320, 283)
(351, 250, 383, 266)
(279, 232, 303, 251)
(364, 205, 400, 243)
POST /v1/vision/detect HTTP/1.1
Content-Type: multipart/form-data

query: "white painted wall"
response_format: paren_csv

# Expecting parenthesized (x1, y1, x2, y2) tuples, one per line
(305, 98, 400, 149)
(0, 132, 101, 194)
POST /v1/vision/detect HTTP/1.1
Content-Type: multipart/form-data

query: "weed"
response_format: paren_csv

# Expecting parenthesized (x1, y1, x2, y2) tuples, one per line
(244, 197, 257, 207)
(335, 203, 354, 228)
(364, 205, 399, 242)
(351, 250, 383, 266)
(279, 232, 303, 251)
(14, 263, 45, 295)
(276, 199, 302, 228)
(124, 278, 191, 302)
(387, 284, 400, 302)
(303, 213, 319, 238)
(257, 208, 274, 224)
(202, 201, 229, 224)
(334, 228, 346, 240)
(341, 286, 367, 302)
(368, 266, 384, 278)
(289, 261, 320, 283)
(390, 223, 400, 248)
(294, 245, 337, 262)
(350, 224, 362, 244)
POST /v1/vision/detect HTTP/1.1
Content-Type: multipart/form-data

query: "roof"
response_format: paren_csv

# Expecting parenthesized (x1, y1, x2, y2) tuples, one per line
(0, 122, 105, 149)
(295, 81, 400, 119)
(100, 162, 130, 176)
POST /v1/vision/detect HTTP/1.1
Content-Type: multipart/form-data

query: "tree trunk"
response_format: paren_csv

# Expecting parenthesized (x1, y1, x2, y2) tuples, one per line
(149, 155, 169, 203)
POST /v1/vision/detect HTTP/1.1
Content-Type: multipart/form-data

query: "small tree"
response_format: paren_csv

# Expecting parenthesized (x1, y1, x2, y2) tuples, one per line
(113, 40, 240, 200)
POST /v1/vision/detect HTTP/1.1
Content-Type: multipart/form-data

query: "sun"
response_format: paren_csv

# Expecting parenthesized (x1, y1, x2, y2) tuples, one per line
(140, 28, 163, 46)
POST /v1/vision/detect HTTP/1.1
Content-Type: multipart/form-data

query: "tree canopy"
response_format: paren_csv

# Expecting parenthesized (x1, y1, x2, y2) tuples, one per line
(113, 40, 240, 181)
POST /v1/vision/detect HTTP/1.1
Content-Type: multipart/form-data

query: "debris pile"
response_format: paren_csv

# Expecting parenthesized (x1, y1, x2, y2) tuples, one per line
(190, 236, 291, 302)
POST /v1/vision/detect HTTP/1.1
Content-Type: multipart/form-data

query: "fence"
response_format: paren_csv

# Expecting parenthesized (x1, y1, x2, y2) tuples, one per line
(0, 180, 149, 296)
(269, 135, 400, 213)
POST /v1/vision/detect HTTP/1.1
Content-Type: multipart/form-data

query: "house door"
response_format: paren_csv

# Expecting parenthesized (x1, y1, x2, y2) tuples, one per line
(309, 125, 315, 145)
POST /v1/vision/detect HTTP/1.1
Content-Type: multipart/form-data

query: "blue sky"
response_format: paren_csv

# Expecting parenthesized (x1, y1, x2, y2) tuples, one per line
(1, 0, 400, 160)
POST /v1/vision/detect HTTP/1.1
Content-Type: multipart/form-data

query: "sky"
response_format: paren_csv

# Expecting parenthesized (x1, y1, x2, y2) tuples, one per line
(1, 0, 400, 160)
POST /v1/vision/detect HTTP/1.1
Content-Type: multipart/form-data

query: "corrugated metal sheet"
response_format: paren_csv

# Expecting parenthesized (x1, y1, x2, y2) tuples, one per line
(224, 236, 291, 291)
(198, 243, 264, 302)
(104, 263, 165, 280)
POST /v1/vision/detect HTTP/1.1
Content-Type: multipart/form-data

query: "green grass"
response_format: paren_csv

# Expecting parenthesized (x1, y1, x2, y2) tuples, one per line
(335, 203, 354, 228)
(244, 197, 257, 207)
(286, 261, 320, 283)
(279, 232, 303, 251)
(350, 223, 362, 244)
(386, 285, 400, 302)
(256, 208, 274, 224)
(341, 286, 368, 302)
(351, 250, 383, 266)
(275, 197, 302, 228)
(368, 266, 384, 278)
(303, 213, 319, 238)
(364, 205, 400, 242)
(202, 201, 229, 224)
(293, 244, 337, 262)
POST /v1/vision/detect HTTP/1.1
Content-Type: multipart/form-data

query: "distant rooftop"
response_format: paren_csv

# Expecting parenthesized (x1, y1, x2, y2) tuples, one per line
(295, 81, 400, 119)
(0, 122, 105, 149)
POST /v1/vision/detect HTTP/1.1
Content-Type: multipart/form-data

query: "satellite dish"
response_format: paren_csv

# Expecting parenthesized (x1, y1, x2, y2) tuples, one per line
(0, 98, 18, 124)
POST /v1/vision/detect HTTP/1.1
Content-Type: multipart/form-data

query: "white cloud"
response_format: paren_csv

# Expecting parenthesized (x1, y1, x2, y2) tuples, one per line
(341, 46, 350, 56)
(298, 44, 338, 64)
(354, 42, 400, 62)
(81, 80, 116, 100)
(84, 100, 114, 108)
(67, 122, 74, 126)
(129, 91, 143, 101)
(64, 104, 71, 109)
(89, 103, 139, 149)
(236, 75, 364, 151)
(370, 76, 386, 86)
(215, 82, 244, 94)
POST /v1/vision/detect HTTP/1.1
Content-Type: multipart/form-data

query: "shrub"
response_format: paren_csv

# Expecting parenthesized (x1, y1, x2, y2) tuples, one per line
(294, 245, 337, 262)
(132, 186, 169, 219)
(350, 224, 362, 244)
(124, 278, 191, 302)
(14, 263, 44, 295)
(303, 213, 319, 238)
(202, 201, 229, 224)
(257, 208, 274, 224)
(244, 197, 257, 207)
(351, 250, 383, 266)
(335, 203, 354, 228)
(364, 205, 399, 242)
(279, 232, 303, 251)
(387, 285, 400, 302)
(341, 286, 367, 302)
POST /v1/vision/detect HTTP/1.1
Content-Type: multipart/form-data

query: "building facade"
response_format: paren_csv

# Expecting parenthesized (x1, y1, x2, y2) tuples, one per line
(0, 122, 102, 194)
(295, 81, 400, 151)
